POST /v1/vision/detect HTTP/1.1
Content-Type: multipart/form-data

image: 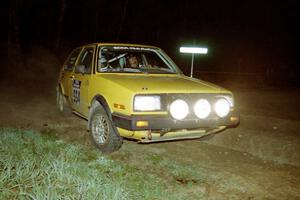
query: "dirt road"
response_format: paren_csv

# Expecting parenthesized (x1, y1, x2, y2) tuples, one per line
(0, 81, 299, 199)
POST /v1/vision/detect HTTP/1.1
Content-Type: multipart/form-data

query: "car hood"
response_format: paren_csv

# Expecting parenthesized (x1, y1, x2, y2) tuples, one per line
(99, 74, 228, 94)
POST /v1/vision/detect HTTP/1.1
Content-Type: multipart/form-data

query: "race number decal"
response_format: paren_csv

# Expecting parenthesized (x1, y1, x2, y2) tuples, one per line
(72, 80, 81, 105)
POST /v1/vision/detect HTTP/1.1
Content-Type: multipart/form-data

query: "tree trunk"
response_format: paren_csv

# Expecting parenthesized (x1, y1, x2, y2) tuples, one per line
(116, 0, 129, 41)
(55, 0, 66, 49)
(8, 0, 21, 54)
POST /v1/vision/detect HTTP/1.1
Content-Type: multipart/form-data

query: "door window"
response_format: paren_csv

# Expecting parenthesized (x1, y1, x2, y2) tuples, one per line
(64, 48, 81, 71)
(77, 48, 94, 74)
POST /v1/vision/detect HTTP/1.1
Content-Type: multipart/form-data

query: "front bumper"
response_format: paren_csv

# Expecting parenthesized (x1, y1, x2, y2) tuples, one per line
(112, 112, 240, 131)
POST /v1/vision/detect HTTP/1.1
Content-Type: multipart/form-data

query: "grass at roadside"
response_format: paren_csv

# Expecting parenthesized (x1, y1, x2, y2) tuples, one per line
(1, 128, 197, 200)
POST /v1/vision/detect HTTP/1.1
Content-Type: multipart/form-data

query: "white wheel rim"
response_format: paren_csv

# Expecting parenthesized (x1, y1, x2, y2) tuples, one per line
(92, 114, 109, 144)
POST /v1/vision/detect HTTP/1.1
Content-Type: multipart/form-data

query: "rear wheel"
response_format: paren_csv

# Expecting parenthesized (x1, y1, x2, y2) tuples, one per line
(56, 86, 71, 116)
(89, 104, 123, 153)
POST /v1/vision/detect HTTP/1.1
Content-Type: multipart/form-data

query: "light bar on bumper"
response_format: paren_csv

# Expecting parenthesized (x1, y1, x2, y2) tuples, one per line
(133, 94, 234, 119)
(113, 94, 239, 130)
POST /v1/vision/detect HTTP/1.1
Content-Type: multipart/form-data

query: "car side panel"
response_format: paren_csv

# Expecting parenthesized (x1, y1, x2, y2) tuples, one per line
(88, 75, 135, 117)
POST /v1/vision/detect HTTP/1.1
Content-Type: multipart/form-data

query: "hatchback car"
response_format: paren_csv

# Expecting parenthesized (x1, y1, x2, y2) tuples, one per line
(57, 43, 239, 153)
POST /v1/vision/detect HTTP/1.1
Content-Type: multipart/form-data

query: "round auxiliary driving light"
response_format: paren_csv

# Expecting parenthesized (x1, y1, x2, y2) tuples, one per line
(214, 98, 230, 118)
(169, 99, 189, 120)
(194, 99, 211, 119)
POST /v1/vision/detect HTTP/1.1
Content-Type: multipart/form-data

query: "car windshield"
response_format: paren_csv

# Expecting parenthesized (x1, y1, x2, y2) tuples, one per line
(97, 46, 179, 74)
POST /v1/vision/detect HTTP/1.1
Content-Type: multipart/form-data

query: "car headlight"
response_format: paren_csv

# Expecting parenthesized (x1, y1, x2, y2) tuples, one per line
(169, 99, 189, 120)
(134, 95, 161, 111)
(214, 98, 230, 118)
(194, 99, 211, 119)
(216, 95, 234, 107)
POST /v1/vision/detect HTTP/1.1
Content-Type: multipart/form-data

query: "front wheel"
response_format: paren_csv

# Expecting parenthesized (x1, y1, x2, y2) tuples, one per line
(89, 105, 123, 153)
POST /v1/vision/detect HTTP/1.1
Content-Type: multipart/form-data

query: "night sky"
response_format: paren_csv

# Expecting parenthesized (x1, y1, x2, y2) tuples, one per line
(1, 0, 298, 80)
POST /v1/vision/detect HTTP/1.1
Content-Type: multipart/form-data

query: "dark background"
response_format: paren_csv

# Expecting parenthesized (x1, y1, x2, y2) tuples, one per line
(1, 0, 298, 86)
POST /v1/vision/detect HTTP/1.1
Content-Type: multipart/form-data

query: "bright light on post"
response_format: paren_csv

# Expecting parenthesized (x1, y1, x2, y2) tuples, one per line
(180, 47, 208, 54)
(179, 46, 208, 78)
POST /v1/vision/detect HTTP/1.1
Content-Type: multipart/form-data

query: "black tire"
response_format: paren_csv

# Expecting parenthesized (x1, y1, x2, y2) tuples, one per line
(56, 86, 72, 116)
(89, 104, 123, 153)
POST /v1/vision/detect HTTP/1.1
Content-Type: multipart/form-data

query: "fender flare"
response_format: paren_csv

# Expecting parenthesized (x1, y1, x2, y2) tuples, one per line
(87, 95, 112, 130)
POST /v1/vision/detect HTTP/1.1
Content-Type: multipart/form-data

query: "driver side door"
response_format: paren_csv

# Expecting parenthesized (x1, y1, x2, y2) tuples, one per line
(71, 45, 96, 116)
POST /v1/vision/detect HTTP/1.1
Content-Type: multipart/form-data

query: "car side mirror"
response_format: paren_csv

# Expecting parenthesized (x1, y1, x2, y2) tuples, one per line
(75, 65, 85, 74)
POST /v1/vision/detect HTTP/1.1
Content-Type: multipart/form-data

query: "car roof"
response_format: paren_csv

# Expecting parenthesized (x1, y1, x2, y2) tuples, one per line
(76, 43, 160, 49)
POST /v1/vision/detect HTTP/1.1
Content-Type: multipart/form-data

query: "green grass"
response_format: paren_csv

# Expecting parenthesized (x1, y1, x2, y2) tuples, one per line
(0, 128, 183, 200)
(0, 128, 215, 199)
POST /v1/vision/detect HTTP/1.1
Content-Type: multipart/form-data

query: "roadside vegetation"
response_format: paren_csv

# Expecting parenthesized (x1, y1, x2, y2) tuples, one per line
(0, 128, 207, 200)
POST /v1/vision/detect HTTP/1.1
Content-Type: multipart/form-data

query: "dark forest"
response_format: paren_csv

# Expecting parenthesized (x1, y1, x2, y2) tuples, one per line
(1, 0, 298, 85)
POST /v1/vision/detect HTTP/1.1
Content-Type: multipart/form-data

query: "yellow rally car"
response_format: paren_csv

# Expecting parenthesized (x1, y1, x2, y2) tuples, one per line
(57, 43, 239, 153)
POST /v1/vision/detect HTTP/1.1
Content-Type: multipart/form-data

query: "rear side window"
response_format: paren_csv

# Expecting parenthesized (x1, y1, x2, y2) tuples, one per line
(64, 48, 81, 71)
(77, 47, 94, 74)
